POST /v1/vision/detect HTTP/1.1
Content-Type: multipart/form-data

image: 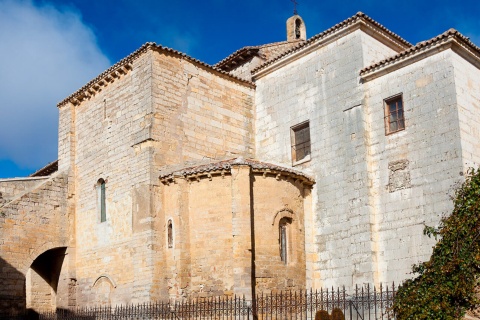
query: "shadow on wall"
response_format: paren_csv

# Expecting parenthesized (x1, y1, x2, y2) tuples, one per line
(0, 247, 68, 318)
(0, 256, 28, 316)
(26, 247, 67, 314)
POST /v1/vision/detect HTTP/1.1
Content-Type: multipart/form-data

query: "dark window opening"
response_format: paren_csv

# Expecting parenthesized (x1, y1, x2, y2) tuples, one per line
(295, 19, 302, 39)
(384, 95, 405, 135)
(168, 220, 173, 248)
(291, 121, 311, 163)
(97, 179, 106, 223)
(279, 217, 292, 264)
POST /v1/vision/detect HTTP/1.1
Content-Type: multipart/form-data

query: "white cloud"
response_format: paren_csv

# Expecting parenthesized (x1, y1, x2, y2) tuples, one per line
(0, 0, 110, 170)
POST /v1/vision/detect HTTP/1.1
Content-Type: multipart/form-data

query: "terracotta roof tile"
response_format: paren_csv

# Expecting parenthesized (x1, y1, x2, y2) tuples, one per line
(58, 43, 255, 107)
(251, 12, 412, 75)
(159, 157, 314, 184)
(30, 160, 58, 177)
(215, 40, 304, 72)
(360, 29, 480, 76)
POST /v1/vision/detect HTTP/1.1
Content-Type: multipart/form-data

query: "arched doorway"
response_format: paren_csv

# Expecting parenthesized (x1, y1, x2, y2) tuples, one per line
(26, 247, 68, 313)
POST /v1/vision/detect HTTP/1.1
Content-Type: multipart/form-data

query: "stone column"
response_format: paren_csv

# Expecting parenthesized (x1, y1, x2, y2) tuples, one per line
(176, 177, 192, 298)
(230, 164, 253, 299)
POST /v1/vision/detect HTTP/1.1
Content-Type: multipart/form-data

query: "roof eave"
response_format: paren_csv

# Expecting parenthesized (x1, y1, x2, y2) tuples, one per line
(252, 18, 410, 80)
(360, 35, 480, 82)
(58, 43, 256, 108)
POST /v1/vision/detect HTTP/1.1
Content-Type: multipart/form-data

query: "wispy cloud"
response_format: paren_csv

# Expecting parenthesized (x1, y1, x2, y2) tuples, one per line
(0, 0, 110, 172)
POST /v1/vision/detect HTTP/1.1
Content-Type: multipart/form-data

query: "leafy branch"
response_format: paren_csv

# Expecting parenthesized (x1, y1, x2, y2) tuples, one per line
(393, 168, 480, 319)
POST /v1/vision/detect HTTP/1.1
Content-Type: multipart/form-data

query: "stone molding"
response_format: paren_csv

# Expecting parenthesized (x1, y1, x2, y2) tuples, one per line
(272, 206, 295, 226)
(360, 29, 480, 81)
(251, 12, 411, 79)
(159, 158, 314, 186)
(92, 275, 117, 289)
(58, 43, 255, 108)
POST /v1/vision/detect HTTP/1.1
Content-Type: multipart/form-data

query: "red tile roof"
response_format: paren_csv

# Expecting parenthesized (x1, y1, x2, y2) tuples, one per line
(159, 157, 314, 184)
(58, 43, 256, 107)
(30, 160, 58, 177)
(360, 29, 480, 77)
(215, 40, 304, 72)
(251, 12, 412, 75)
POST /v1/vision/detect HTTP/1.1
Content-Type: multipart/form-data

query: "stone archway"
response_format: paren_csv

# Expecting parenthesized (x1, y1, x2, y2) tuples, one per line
(26, 247, 68, 313)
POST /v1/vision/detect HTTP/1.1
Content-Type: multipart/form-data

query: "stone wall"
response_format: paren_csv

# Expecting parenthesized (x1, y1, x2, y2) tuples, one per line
(0, 173, 69, 313)
(254, 29, 398, 288)
(252, 173, 307, 293)
(158, 163, 311, 301)
(0, 177, 48, 204)
(71, 49, 157, 306)
(68, 47, 255, 305)
(364, 49, 463, 284)
(150, 50, 255, 167)
(452, 52, 480, 168)
(252, 28, 467, 289)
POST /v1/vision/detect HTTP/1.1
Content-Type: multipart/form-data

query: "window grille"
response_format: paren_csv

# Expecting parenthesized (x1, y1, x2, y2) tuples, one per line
(384, 95, 405, 135)
(291, 121, 311, 164)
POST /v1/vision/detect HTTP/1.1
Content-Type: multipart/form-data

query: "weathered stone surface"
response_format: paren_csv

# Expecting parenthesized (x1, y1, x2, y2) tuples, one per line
(2, 11, 480, 313)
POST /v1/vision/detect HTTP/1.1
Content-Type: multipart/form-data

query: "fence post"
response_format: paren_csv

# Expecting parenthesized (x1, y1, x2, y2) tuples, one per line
(350, 300, 353, 320)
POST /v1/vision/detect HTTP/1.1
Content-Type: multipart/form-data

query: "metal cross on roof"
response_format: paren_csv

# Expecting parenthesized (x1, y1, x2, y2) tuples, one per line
(291, 0, 299, 15)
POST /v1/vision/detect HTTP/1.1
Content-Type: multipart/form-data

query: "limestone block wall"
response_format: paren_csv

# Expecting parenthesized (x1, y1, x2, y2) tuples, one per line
(64, 45, 255, 306)
(254, 30, 396, 289)
(72, 50, 158, 306)
(252, 174, 307, 293)
(452, 53, 480, 168)
(364, 49, 464, 284)
(158, 163, 311, 301)
(187, 176, 235, 297)
(150, 51, 255, 168)
(0, 173, 69, 313)
(0, 177, 48, 204)
(228, 56, 265, 81)
(158, 171, 246, 301)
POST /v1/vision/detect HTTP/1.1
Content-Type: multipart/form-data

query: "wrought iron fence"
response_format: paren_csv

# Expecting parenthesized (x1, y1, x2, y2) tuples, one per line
(0, 283, 396, 320)
(255, 283, 395, 320)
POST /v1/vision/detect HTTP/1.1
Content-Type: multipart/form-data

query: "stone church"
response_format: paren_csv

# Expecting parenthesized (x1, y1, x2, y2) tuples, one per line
(1, 10, 480, 314)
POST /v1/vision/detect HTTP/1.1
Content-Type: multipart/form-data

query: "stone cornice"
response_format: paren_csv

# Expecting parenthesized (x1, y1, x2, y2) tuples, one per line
(58, 43, 255, 108)
(360, 29, 480, 81)
(159, 157, 315, 186)
(251, 12, 411, 79)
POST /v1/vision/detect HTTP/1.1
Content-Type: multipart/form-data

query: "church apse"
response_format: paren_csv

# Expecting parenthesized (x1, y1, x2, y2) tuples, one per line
(158, 158, 314, 301)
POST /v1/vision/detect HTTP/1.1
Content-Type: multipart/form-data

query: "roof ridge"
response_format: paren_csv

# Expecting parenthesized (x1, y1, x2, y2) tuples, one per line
(58, 42, 255, 107)
(251, 12, 412, 75)
(215, 40, 304, 69)
(360, 28, 480, 76)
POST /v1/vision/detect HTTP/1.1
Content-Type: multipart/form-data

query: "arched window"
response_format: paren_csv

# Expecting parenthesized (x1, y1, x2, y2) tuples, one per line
(167, 220, 173, 248)
(97, 179, 106, 222)
(295, 19, 302, 39)
(279, 217, 292, 264)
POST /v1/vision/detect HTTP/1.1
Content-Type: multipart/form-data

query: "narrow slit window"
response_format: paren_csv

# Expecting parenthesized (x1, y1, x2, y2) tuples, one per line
(384, 95, 405, 135)
(167, 220, 173, 248)
(97, 179, 106, 222)
(279, 217, 291, 264)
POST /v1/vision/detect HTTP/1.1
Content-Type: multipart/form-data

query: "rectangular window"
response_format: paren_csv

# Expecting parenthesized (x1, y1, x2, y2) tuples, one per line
(291, 121, 311, 164)
(384, 94, 405, 135)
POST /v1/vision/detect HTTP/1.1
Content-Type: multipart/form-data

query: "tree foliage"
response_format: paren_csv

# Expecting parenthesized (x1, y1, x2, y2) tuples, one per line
(393, 168, 480, 319)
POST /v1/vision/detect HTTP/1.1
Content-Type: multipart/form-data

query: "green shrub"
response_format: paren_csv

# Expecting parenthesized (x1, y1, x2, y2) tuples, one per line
(392, 168, 480, 319)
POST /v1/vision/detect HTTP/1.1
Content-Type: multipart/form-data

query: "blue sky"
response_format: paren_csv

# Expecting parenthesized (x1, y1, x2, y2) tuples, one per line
(1, 0, 479, 178)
